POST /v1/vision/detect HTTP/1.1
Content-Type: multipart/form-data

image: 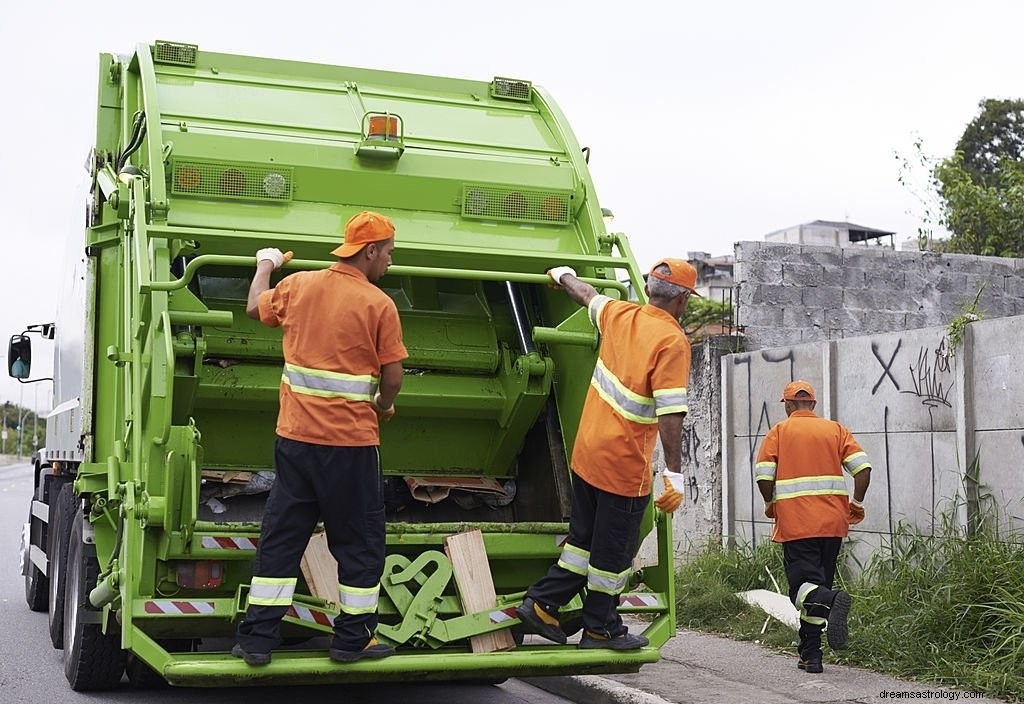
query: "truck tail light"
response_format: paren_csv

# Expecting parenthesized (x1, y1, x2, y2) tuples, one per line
(176, 560, 224, 589)
(367, 114, 400, 141)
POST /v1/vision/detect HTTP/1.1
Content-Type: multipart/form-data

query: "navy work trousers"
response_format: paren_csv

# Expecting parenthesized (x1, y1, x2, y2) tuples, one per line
(783, 536, 842, 659)
(527, 472, 649, 637)
(236, 437, 385, 653)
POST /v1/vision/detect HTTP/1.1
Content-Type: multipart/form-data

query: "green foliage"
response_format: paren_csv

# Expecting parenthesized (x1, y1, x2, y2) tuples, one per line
(676, 518, 1024, 701)
(681, 297, 732, 341)
(955, 99, 1024, 186)
(946, 283, 985, 353)
(897, 99, 1024, 257)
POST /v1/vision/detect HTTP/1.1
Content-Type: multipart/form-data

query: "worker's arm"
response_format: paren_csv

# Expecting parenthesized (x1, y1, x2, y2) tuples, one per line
(246, 248, 292, 320)
(547, 267, 598, 308)
(246, 262, 275, 320)
(375, 361, 404, 410)
(852, 467, 871, 503)
(657, 412, 685, 474)
(757, 479, 775, 504)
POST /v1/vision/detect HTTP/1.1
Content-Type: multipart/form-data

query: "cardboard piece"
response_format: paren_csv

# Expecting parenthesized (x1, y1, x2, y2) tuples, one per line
(405, 476, 507, 504)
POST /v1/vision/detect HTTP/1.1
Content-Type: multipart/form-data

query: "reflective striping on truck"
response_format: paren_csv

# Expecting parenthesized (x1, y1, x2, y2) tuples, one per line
(200, 536, 259, 550)
(286, 604, 335, 628)
(143, 600, 217, 615)
(489, 606, 519, 624)
(619, 594, 660, 608)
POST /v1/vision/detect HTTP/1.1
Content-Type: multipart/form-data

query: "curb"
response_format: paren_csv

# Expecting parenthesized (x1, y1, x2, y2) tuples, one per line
(522, 675, 674, 704)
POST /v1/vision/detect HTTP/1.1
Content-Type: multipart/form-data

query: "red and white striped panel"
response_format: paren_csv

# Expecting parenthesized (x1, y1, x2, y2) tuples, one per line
(489, 606, 518, 624)
(555, 534, 568, 547)
(200, 536, 259, 550)
(619, 594, 659, 608)
(143, 600, 216, 615)
(286, 604, 334, 628)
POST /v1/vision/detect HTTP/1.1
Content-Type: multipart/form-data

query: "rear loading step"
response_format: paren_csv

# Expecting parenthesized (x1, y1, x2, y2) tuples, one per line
(154, 642, 660, 686)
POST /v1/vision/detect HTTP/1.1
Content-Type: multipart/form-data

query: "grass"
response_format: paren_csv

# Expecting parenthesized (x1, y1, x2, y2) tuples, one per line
(674, 525, 1024, 701)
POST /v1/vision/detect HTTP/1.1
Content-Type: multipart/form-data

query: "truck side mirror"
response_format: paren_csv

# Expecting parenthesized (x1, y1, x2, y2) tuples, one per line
(8, 334, 31, 379)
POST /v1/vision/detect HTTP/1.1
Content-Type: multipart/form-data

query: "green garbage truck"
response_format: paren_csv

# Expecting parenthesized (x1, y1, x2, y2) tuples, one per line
(16, 40, 677, 690)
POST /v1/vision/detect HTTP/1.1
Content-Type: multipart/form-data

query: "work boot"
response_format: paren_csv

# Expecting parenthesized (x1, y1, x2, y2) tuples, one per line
(826, 590, 852, 650)
(578, 630, 649, 650)
(329, 637, 395, 663)
(231, 643, 271, 666)
(515, 597, 567, 644)
(797, 657, 824, 673)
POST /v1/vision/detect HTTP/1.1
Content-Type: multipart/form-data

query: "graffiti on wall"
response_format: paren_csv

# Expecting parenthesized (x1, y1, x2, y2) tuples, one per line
(731, 334, 957, 543)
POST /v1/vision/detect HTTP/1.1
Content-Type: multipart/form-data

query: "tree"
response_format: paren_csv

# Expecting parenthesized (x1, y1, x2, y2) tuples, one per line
(955, 99, 1024, 187)
(681, 297, 733, 341)
(899, 99, 1024, 257)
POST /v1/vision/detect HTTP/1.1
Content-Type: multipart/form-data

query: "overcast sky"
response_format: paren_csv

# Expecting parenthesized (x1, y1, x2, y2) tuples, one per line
(2, 0, 1023, 410)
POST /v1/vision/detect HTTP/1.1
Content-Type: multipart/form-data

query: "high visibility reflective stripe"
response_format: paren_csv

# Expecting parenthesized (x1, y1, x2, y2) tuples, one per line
(795, 582, 818, 609)
(557, 543, 590, 576)
(282, 363, 378, 401)
(588, 295, 612, 332)
(653, 387, 688, 415)
(843, 451, 871, 475)
(588, 565, 630, 595)
(250, 577, 296, 606)
(800, 614, 827, 626)
(591, 359, 657, 425)
(755, 461, 777, 482)
(774, 475, 847, 500)
(338, 583, 380, 615)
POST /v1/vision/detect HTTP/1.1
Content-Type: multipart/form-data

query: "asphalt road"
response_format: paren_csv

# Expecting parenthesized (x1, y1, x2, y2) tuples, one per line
(0, 461, 573, 704)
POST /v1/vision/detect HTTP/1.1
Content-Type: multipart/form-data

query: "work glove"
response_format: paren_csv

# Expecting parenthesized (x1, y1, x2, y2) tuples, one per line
(848, 499, 865, 525)
(372, 392, 395, 423)
(256, 247, 294, 270)
(546, 266, 577, 288)
(764, 501, 775, 519)
(654, 471, 685, 513)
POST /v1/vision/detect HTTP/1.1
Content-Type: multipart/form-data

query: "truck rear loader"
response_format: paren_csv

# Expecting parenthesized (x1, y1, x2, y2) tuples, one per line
(15, 40, 677, 690)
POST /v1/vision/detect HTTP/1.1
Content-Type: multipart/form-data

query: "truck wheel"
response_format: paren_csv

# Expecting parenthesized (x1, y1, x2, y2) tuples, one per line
(48, 483, 75, 648)
(24, 475, 52, 611)
(62, 512, 126, 691)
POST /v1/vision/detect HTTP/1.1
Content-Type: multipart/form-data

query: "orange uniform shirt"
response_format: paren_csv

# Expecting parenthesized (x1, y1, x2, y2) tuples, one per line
(258, 262, 407, 447)
(571, 295, 692, 497)
(754, 410, 872, 542)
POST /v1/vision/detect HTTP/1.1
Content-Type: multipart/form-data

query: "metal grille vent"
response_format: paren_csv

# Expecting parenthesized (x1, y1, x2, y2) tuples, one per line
(490, 77, 532, 102)
(171, 160, 293, 202)
(154, 41, 198, 67)
(462, 185, 572, 225)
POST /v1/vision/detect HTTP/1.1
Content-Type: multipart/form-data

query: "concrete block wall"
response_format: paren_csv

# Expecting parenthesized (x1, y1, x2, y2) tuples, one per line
(721, 315, 1024, 571)
(734, 242, 1024, 349)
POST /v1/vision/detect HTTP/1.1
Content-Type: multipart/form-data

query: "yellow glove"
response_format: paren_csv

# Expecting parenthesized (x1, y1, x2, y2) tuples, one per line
(654, 474, 683, 513)
(764, 501, 775, 519)
(848, 499, 865, 525)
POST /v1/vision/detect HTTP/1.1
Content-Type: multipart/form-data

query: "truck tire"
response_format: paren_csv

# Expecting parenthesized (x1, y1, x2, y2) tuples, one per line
(62, 513, 126, 691)
(24, 474, 53, 611)
(48, 483, 75, 648)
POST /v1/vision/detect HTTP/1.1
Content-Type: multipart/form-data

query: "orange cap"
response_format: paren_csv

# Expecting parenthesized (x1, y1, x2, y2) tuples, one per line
(781, 380, 816, 402)
(331, 211, 396, 258)
(649, 258, 702, 296)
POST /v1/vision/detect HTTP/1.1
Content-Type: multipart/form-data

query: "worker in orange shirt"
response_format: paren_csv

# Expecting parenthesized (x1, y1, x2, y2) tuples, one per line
(515, 259, 695, 650)
(755, 381, 871, 674)
(233, 211, 407, 666)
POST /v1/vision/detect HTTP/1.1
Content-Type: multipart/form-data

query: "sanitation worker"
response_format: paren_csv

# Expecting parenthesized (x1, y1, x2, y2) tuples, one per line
(515, 259, 695, 650)
(233, 211, 406, 666)
(755, 380, 871, 674)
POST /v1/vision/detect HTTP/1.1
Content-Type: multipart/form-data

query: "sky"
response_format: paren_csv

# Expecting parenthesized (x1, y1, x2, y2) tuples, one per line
(1, 0, 1023, 409)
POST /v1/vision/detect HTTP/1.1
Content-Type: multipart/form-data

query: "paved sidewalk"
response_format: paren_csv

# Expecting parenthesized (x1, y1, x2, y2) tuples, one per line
(525, 625, 1004, 704)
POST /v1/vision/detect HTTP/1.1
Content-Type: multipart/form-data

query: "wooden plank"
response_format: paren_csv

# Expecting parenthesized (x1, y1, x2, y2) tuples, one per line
(300, 532, 338, 602)
(443, 529, 516, 653)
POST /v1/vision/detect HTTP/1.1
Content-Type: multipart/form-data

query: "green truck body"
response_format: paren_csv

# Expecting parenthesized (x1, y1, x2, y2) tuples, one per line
(18, 41, 676, 690)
